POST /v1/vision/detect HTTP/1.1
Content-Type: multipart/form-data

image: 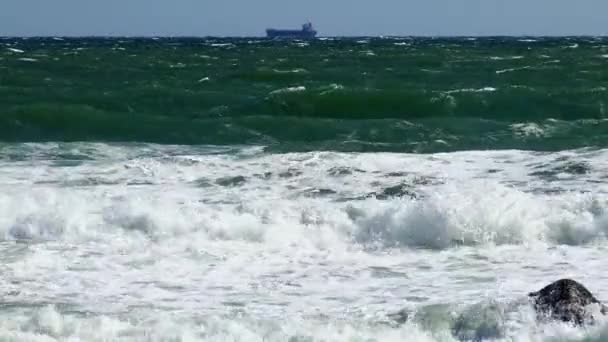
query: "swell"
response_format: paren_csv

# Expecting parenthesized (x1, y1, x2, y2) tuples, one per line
(2, 37, 608, 151)
(2, 86, 606, 121)
(1, 104, 607, 152)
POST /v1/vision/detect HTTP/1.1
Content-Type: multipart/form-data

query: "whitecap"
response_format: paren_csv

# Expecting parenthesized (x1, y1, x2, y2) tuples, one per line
(210, 43, 235, 48)
(445, 87, 497, 94)
(490, 56, 524, 61)
(269, 86, 306, 95)
(272, 68, 308, 74)
(511, 122, 546, 138)
(496, 66, 532, 74)
(320, 83, 345, 95)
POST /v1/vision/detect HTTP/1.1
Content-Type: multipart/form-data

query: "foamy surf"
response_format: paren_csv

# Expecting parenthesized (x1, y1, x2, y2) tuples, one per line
(0, 143, 607, 340)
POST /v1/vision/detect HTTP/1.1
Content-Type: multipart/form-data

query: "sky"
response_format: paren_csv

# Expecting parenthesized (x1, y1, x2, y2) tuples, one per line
(1, 0, 607, 37)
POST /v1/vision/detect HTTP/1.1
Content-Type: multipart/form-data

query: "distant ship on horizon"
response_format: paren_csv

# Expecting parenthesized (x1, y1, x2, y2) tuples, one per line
(266, 22, 317, 39)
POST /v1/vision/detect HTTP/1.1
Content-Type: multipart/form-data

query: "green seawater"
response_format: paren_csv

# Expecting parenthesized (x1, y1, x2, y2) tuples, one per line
(1, 37, 607, 152)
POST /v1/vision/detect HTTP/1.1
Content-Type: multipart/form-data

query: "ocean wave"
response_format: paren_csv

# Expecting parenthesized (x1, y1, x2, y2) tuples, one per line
(3, 301, 608, 341)
(1, 179, 607, 250)
(2, 37, 608, 152)
(1, 82, 607, 152)
(3, 106, 606, 153)
(350, 184, 608, 249)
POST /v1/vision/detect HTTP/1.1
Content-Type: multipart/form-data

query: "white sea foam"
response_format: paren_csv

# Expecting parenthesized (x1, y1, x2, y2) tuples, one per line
(320, 83, 345, 95)
(445, 87, 497, 94)
(1, 144, 608, 340)
(511, 122, 547, 137)
(490, 56, 524, 60)
(210, 43, 235, 48)
(269, 86, 306, 95)
(272, 68, 308, 74)
(0, 300, 607, 341)
(496, 66, 533, 74)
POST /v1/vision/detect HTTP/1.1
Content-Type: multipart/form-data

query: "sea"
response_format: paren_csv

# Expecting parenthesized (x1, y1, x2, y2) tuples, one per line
(1, 37, 608, 341)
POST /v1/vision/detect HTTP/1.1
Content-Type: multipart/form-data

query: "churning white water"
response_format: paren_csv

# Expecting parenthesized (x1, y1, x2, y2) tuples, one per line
(1, 143, 608, 341)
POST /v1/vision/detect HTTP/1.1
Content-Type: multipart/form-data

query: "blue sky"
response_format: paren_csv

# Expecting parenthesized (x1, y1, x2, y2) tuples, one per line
(1, 0, 607, 36)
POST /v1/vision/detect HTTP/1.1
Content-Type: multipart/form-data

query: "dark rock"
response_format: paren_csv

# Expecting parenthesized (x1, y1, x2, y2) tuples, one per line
(529, 279, 607, 325)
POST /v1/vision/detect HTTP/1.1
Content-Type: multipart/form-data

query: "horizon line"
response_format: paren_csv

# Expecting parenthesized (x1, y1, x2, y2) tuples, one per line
(2, 34, 607, 39)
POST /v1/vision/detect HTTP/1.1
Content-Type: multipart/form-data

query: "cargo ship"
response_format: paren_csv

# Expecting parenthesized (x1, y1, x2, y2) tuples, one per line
(266, 22, 317, 39)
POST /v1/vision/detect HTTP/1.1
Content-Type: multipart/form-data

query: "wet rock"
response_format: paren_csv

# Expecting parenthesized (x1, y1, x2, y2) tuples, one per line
(529, 279, 607, 325)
